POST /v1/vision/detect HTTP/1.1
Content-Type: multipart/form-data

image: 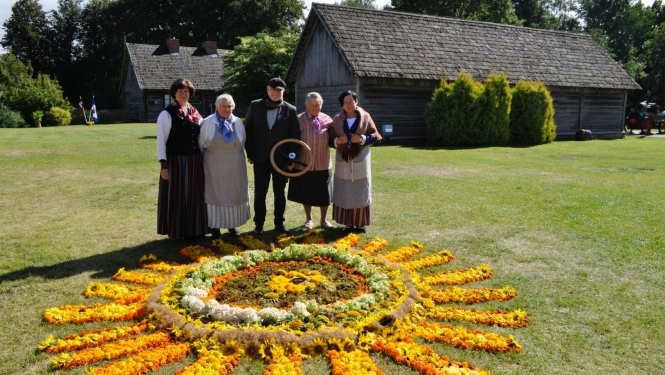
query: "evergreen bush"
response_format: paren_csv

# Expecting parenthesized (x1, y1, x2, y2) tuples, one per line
(426, 72, 483, 146)
(478, 74, 512, 145)
(426, 72, 511, 146)
(510, 81, 556, 144)
(42, 106, 72, 127)
(0, 105, 27, 128)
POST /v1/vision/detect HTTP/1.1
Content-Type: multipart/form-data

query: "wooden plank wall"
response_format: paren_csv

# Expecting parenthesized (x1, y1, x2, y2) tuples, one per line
(550, 91, 581, 134)
(122, 62, 143, 122)
(146, 91, 167, 122)
(296, 23, 356, 88)
(550, 89, 625, 134)
(359, 78, 439, 139)
(580, 92, 624, 133)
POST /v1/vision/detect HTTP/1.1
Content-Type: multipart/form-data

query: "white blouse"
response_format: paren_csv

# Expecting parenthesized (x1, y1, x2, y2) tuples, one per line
(156, 106, 203, 161)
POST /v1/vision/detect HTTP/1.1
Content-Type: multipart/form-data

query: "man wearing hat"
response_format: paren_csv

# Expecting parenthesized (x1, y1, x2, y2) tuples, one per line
(244, 78, 301, 234)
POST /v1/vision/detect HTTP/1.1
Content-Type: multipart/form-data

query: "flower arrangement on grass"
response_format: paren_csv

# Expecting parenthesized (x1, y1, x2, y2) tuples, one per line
(37, 234, 530, 375)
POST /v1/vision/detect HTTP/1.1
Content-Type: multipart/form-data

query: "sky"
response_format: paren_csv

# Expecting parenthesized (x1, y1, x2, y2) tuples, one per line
(0, 0, 656, 43)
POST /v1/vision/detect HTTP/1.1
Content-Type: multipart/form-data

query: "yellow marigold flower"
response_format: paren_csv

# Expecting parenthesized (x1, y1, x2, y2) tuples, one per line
(289, 319, 303, 329)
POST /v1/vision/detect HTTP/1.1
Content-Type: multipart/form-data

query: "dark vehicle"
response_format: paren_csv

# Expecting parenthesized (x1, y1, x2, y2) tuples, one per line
(624, 105, 665, 134)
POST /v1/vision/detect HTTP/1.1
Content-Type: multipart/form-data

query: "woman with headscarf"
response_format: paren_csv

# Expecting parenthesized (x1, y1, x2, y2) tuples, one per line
(328, 90, 382, 233)
(199, 94, 250, 237)
(287, 92, 334, 229)
(156, 78, 207, 240)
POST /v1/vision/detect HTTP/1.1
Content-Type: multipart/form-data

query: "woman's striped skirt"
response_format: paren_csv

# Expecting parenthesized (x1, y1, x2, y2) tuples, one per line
(157, 154, 208, 238)
(332, 204, 371, 227)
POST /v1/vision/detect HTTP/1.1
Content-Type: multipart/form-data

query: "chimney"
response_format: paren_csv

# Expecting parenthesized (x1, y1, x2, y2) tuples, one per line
(202, 41, 218, 56)
(166, 38, 180, 54)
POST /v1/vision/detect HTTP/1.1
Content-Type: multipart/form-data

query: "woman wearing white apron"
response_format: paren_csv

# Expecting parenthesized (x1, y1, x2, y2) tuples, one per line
(328, 90, 382, 233)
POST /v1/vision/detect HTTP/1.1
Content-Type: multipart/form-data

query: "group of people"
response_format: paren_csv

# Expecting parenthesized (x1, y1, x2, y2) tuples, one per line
(157, 77, 382, 241)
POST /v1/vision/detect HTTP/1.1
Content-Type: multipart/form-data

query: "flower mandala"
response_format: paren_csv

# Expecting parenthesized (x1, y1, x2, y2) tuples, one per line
(38, 233, 530, 375)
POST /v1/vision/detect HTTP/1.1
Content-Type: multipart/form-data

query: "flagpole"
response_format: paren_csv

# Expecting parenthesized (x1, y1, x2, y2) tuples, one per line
(79, 96, 88, 123)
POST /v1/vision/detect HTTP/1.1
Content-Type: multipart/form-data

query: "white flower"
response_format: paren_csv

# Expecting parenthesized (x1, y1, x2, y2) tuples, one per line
(181, 295, 205, 313)
(202, 300, 220, 314)
(210, 304, 235, 322)
(236, 308, 261, 323)
(184, 287, 208, 298)
(290, 302, 310, 318)
(257, 307, 290, 322)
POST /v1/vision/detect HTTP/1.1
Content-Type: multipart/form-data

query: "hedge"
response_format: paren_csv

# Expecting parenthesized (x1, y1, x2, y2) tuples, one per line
(426, 72, 555, 146)
(509, 80, 556, 144)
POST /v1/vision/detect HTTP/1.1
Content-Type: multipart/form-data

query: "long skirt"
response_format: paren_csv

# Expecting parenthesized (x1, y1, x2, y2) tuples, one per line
(157, 154, 208, 238)
(332, 204, 371, 227)
(287, 169, 332, 207)
(206, 202, 251, 229)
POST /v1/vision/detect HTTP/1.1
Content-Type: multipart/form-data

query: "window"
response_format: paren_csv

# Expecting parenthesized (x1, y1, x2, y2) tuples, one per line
(164, 95, 171, 106)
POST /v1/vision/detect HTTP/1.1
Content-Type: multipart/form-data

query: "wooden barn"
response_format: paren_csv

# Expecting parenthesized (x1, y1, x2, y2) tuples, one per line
(286, 4, 641, 140)
(120, 39, 226, 122)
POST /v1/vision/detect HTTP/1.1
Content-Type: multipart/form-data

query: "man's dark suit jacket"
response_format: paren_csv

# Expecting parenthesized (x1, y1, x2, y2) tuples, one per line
(244, 98, 301, 167)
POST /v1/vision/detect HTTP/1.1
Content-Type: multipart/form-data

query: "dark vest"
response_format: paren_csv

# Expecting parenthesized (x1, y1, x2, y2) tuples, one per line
(165, 106, 201, 156)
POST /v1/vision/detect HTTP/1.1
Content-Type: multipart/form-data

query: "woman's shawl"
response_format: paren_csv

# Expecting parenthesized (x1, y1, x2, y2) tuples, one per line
(199, 113, 245, 150)
(329, 106, 382, 161)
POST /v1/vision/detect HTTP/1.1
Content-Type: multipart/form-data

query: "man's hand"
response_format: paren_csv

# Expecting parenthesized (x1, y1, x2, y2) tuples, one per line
(287, 162, 295, 170)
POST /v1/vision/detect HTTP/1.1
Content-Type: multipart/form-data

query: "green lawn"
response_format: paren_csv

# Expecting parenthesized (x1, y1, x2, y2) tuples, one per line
(1, 124, 663, 375)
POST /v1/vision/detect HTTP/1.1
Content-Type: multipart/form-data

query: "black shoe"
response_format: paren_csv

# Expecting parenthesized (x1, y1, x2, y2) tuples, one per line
(342, 225, 354, 233)
(276, 224, 290, 233)
(355, 226, 366, 233)
(253, 226, 264, 234)
(228, 228, 240, 237)
(210, 228, 221, 239)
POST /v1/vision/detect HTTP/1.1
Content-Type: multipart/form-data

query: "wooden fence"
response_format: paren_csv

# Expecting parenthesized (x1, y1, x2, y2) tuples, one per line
(71, 109, 130, 125)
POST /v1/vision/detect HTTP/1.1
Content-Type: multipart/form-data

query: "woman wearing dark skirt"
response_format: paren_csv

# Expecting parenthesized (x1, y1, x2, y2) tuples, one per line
(156, 79, 207, 239)
(328, 90, 382, 233)
(287, 92, 334, 229)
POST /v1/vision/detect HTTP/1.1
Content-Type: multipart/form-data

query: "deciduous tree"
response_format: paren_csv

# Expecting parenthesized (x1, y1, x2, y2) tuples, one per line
(222, 31, 300, 106)
(1, 0, 50, 73)
(392, 0, 520, 24)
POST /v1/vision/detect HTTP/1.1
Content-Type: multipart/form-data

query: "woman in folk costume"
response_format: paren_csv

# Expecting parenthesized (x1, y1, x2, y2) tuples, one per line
(328, 90, 382, 233)
(156, 78, 207, 240)
(198, 94, 250, 238)
(287, 92, 335, 230)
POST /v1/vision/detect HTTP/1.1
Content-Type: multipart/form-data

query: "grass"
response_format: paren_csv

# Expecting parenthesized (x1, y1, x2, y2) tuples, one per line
(1, 124, 664, 375)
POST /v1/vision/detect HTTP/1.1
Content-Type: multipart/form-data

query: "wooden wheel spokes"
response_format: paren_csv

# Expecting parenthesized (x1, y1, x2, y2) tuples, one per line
(269, 139, 313, 178)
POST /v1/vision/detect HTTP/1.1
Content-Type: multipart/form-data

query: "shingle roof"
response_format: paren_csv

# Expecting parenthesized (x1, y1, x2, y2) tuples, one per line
(123, 43, 227, 91)
(287, 4, 640, 90)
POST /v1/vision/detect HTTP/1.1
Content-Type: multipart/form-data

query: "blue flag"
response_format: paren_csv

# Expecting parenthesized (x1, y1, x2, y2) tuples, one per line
(91, 96, 98, 124)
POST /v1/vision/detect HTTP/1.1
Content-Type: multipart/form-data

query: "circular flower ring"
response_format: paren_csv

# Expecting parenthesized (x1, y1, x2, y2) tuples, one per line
(147, 245, 417, 348)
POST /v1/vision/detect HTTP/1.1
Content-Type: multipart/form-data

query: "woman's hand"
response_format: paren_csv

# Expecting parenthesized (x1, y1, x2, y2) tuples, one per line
(350, 134, 363, 144)
(160, 169, 169, 181)
(336, 134, 348, 146)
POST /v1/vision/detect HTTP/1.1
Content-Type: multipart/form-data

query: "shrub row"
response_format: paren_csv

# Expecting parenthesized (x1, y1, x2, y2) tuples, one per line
(0, 54, 73, 127)
(425, 72, 556, 146)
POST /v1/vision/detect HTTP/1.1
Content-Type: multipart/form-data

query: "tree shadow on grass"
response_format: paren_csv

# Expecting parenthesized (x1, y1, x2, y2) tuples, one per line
(0, 227, 350, 283)
(0, 238, 199, 283)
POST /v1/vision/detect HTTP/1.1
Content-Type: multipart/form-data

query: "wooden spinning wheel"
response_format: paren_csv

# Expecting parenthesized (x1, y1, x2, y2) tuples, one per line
(269, 139, 313, 178)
